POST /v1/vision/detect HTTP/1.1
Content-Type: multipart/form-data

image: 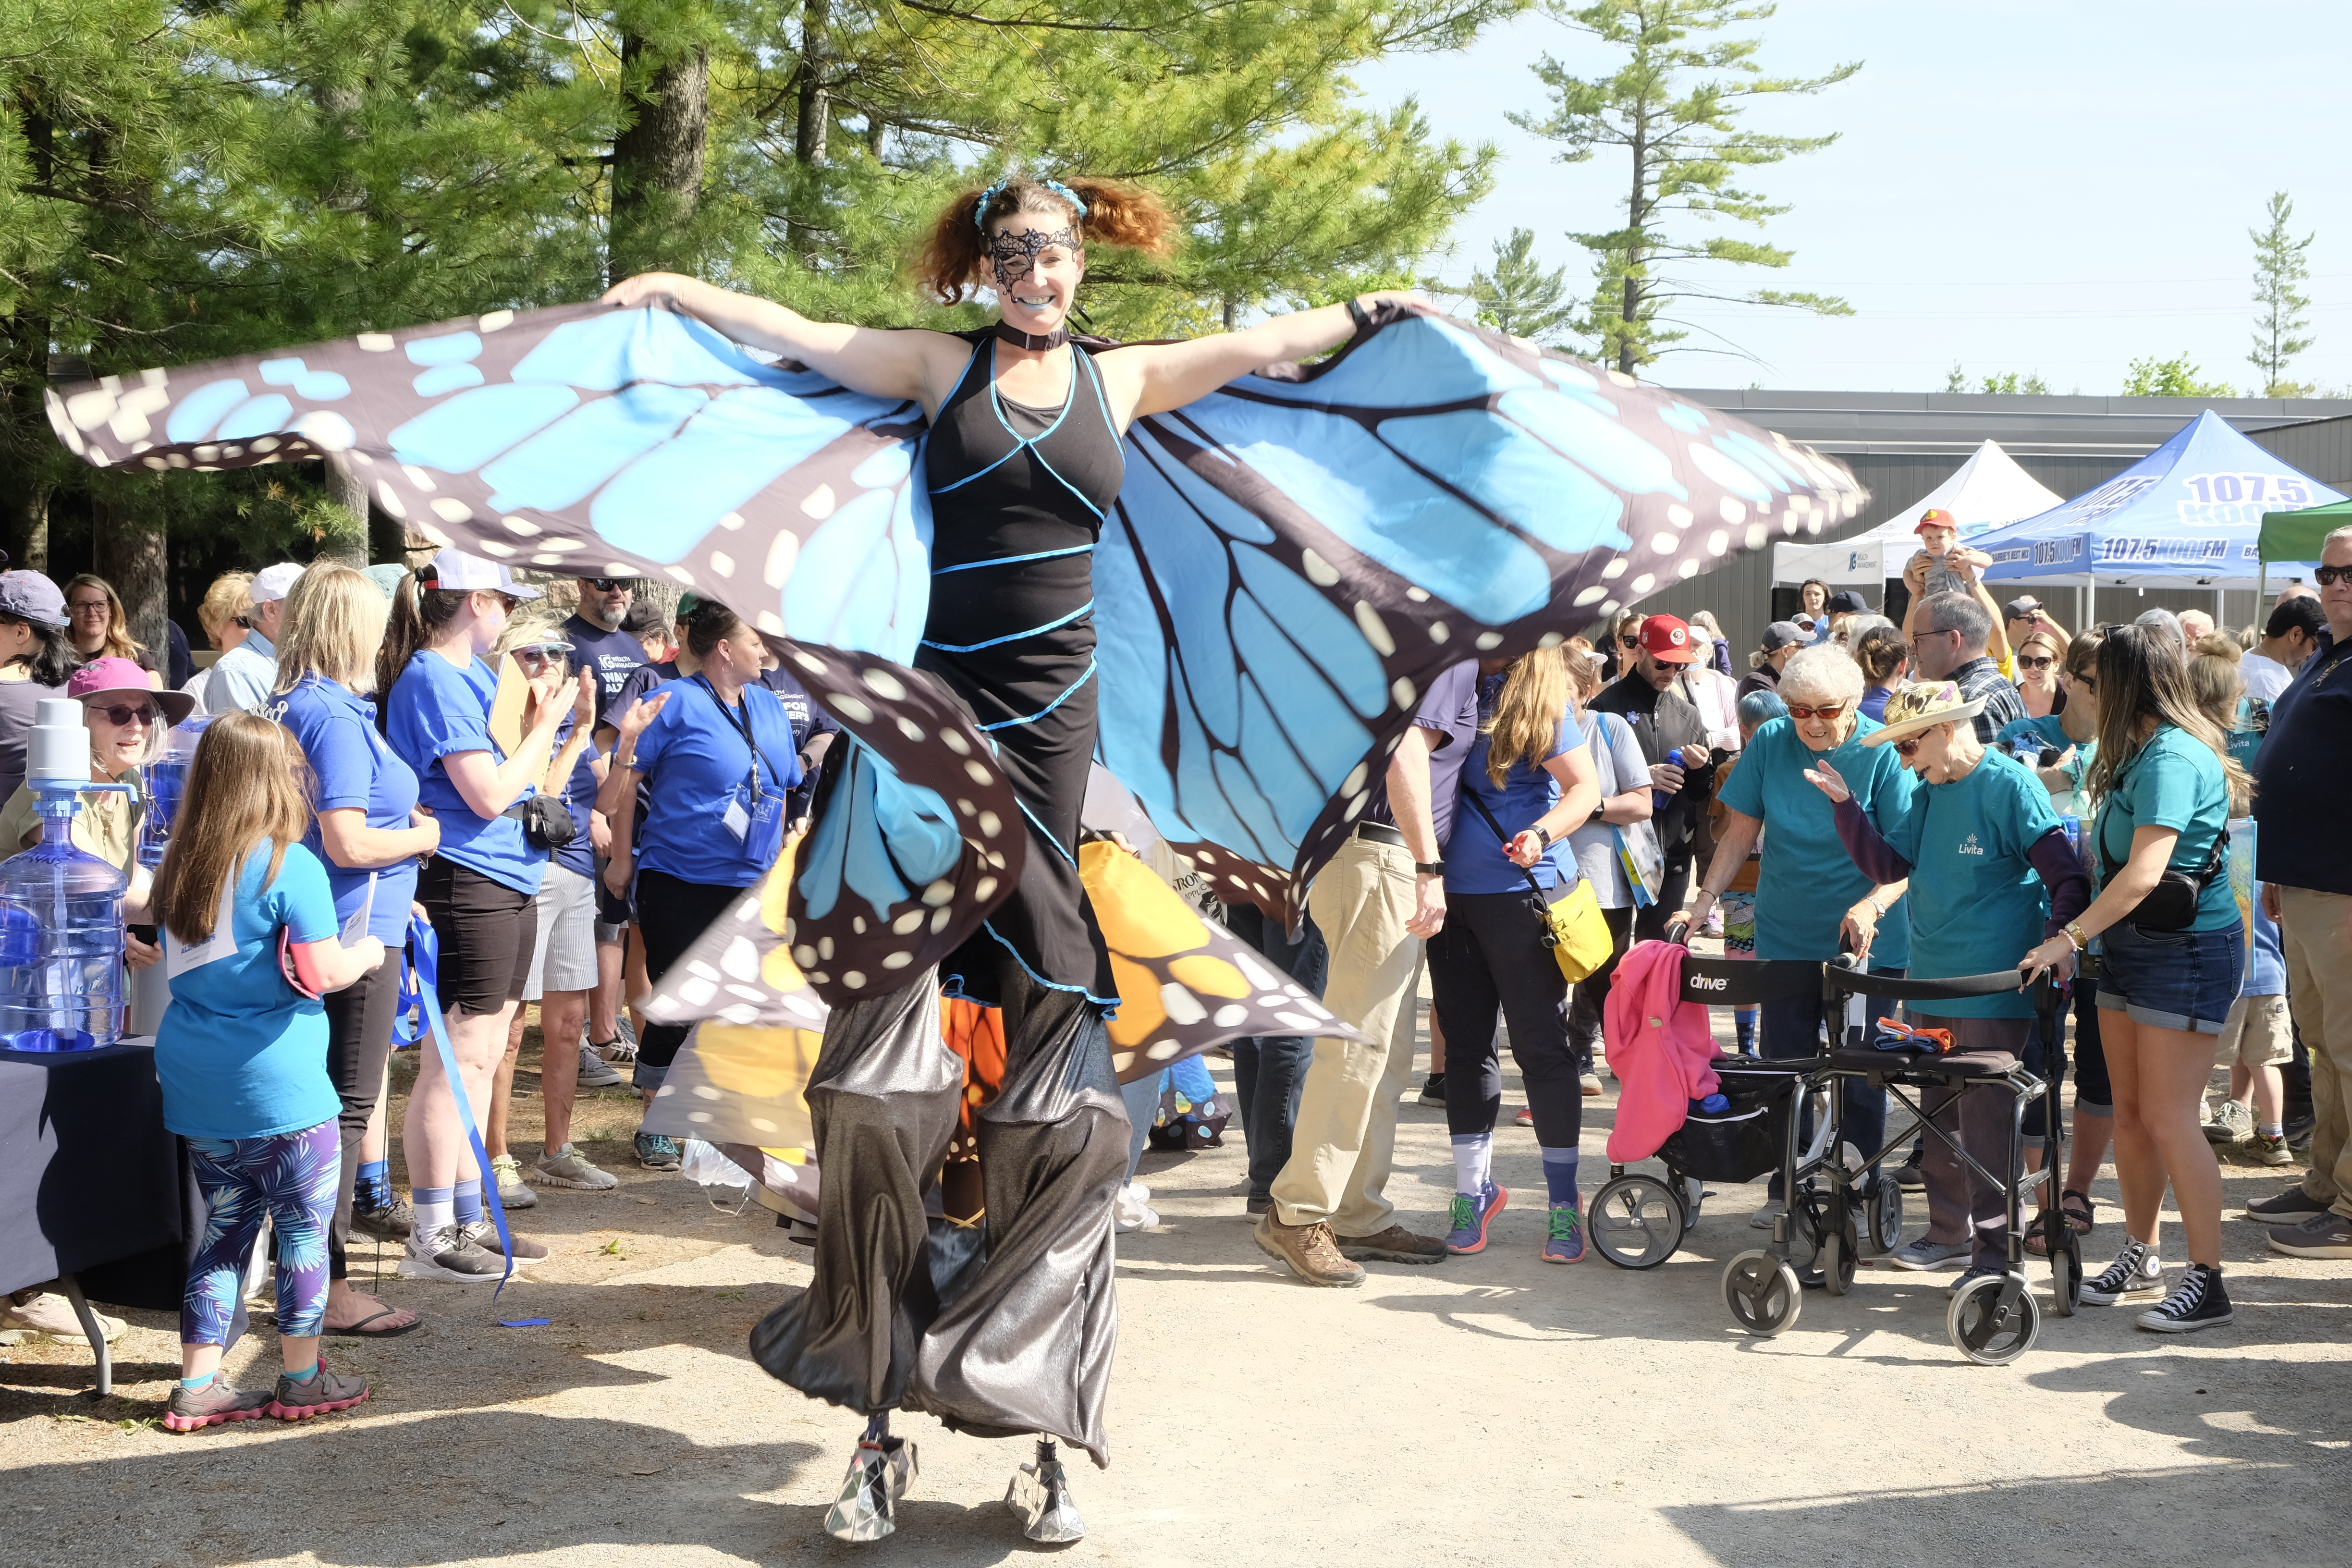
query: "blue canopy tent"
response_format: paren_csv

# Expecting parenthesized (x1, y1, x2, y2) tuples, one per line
(1972, 410, 2345, 622)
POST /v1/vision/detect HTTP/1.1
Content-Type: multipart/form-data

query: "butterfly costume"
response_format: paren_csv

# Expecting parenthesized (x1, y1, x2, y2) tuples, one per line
(47, 297, 1866, 1480)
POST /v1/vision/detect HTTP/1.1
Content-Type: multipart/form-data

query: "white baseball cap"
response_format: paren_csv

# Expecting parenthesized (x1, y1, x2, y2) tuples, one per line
(248, 562, 306, 605)
(422, 548, 542, 600)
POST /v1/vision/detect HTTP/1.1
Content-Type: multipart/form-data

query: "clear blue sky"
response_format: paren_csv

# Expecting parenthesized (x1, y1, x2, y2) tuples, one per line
(1352, 0, 2352, 395)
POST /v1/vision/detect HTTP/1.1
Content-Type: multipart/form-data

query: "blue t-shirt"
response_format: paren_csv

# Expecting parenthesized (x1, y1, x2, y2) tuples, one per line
(266, 674, 420, 946)
(384, 650, 545, 896)
(1881, 748, 2058, 1018)
(631, 676, 803, 888)
(1715, 714, 1916, 967)
(562, 613, 649, 733)
(157, 842, 342, 1139)
(1446, 683, 1585, 895)
(1365, 661, 1480, 851)
(2095, 723, 2237, 932)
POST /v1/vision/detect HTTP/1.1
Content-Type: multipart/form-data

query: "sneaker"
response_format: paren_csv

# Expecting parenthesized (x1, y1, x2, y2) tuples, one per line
(0, 1290, 126, 1344)
(1444, 1182, 1508, 1255)
(1948, 1263, 2005, 1296)
(163, 1375, 270, 1432)
(396, 1223, 508, 1283)
(1579, 1072, 1603, 1096)
(489, 1154, 539, 1211)
(597, 1017, 642, 1064)
(1888, 1237, 1969, 1271)
(2135, 1262, 2233, 1333)
(533, 1142, 619, 1191)
(2080, 1238, 2166, 1305)
(1514, 1106, 1534, 1127)
(2203, 1098, 2253, 1147)
(2244, 1185, 2330, 1225)
(2283, 1111, 2314, 1153)
(1335, 1224, 1446, 1264)
(1892, 1146, 1926, 1190)
(351, 1191, 414, 1242)
(1114, 1184, 1159, 1234)
(1542, 1201, 1586, 1263)
(1749, 1200, 1785, 1231)
(266, 1361, 369, 1421)
(1253, 1214, 1367, 1287)
(458, 1219, 549, 1261)
(2266, 1211, 2352, 1259)
(635, 1131, 682, 1170)
(1243, 1196, 1273, 1215)
(2242, 1131, 2294, 1168)
(1418, 1072, 1446, 1106)
(576, 1042, 624, 1089)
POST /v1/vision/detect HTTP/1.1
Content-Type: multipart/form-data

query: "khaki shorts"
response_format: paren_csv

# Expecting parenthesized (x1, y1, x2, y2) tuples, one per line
(2213, 993, 2293, 1071)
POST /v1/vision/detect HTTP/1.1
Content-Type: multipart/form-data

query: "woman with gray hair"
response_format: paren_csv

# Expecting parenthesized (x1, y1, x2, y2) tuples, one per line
(1687, 647, 1921, 1220)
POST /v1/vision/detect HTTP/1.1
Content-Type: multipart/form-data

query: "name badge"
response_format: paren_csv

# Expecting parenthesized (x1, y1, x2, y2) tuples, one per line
(722, 797, 751, 842)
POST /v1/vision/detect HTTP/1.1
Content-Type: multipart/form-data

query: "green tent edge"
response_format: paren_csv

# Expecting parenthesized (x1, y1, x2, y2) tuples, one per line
(2261, 497, 2352, 563)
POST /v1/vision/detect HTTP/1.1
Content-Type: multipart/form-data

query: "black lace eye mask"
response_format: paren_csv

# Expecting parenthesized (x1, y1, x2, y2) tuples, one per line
(986, 226, 1081, 290)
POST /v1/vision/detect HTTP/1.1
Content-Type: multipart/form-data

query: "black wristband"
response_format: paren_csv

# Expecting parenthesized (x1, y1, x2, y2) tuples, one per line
(1531, 824, 1552, 848)
(1346, 297, 1373, 337)
(1414, 859, 1445, 875)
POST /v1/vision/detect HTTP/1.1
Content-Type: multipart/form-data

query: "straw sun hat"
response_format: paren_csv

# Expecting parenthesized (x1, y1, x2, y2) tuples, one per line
(1861, 681, 1985, 747)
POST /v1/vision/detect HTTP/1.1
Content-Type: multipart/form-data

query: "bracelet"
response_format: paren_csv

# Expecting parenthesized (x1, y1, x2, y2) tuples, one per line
(1346, 297, 1373, 337)
(2064, 920, 2089, 951)
(617, 754, 639, 771)
(1531, 824, 1553, 848)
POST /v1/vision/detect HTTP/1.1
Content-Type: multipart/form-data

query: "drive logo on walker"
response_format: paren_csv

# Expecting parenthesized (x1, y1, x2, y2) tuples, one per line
(1690, 974, 1727, 991)
(1957, 833, 1985, 857)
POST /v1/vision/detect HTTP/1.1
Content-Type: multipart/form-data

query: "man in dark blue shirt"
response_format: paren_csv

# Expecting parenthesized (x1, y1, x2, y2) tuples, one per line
(2249, 526, 2352, 1258)
(562, 575, 649, 741)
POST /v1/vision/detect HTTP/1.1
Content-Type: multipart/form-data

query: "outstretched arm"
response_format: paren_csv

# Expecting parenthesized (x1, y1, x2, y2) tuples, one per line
(601, 273, 964, 414)
(1097, 291, 1422, 428)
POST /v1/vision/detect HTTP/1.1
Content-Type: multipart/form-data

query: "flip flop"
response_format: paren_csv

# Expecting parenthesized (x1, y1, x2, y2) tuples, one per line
(324, 1306, 423, 1338)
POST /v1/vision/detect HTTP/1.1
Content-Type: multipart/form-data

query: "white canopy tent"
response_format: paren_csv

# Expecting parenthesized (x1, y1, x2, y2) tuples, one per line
(1772, 439, 2063, 587)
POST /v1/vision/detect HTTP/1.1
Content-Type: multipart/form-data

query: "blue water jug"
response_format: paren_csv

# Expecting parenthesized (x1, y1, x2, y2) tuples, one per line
(0, 700, 131, 1052)
(139, 713, 212, 870)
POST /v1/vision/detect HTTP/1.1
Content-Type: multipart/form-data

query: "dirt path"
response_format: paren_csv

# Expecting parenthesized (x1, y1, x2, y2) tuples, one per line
(4, 1015, 2345, 1567)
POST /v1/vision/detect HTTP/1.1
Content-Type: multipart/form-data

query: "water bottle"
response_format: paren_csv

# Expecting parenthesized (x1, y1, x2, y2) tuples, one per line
(2061, 813, 2086, 874)
(0, 699, 132, 1052)
(139, 714, 211, 870)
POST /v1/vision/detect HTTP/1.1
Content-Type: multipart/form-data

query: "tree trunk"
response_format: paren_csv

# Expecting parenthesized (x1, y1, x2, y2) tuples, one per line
(17, 484, 49, 575)
(94, 492, 167, 659)
(784, 0, 832, 261)
(318, 455, 370, 565)
(610, 37, 711, 281)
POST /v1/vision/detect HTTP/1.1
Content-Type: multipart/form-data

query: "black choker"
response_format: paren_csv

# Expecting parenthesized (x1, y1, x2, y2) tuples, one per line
(994, 321, 1069, 352)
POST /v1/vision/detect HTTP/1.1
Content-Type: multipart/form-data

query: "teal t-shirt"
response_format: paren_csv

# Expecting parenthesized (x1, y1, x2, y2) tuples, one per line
(1715, 714, 1916, 967)
(157, 841, 342, 1139)
(2094, 724, 2237, 932)
(1882, 748, 2059, 1018)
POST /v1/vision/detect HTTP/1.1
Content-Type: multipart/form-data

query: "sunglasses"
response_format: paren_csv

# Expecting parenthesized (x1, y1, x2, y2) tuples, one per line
(1617, 635, 1641, 648)
(1894, 736, 1923, 757)
(584, 577, 631, 592)
(512, 645, 568, 667)
(88, 703, 156, 727)
(1784, 701, 1848, 721)
(2016, 655, 2055, 671)
(2315, 564, 2352, 587)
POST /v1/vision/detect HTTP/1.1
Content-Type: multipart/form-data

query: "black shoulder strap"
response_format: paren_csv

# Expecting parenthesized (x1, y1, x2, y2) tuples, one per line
(1462, 787, 1553, 902)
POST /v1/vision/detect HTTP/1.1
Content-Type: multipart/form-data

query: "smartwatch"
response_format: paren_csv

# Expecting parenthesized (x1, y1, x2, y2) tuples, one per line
(1414, 860, 1445, 876)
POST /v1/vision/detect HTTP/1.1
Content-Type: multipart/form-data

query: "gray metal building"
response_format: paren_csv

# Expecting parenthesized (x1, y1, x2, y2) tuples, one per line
(1621, 389, 2352, 664)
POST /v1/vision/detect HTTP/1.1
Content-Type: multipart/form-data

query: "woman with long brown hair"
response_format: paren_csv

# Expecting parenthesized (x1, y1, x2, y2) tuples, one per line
(1427, 647, 1602, 1261)
(149, 713, 386, 1431)
(63, 573, 157, 681)
(608, 173, 1421, 1538)
(2011, 626, 2067, 720)
(2021, 624, 2249, 1333)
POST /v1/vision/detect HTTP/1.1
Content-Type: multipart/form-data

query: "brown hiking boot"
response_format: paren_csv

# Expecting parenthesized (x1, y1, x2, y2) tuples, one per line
(1253, 1214, 1367, 1288)
(1336, 1224, 1447, 1265)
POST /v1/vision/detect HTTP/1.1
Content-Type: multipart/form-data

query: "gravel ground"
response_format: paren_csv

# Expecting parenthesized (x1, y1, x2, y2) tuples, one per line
(4, 1009, 2347, 1568)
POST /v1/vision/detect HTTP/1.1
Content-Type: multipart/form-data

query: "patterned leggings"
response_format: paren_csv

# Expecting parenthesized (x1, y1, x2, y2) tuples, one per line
(183, 1120, 340, 1346)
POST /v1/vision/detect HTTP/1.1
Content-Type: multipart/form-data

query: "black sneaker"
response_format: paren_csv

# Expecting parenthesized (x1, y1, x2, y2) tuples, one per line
(1418, 1073, 1446, 1106)
(352, 1191, 415, 1242)
(2243, 1185, 2330, 1226)
(2283, 1110, 2314, 1153)
(1892, 1144, 1926, 1190)
(2136, 1262, 2233, 1334)
(2080, 1238, 2166, 1304)
(636, 1131, 682, 1170)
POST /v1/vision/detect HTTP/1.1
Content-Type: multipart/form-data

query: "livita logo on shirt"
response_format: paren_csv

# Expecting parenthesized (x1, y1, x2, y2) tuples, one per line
(1957, 833, 1985, 856)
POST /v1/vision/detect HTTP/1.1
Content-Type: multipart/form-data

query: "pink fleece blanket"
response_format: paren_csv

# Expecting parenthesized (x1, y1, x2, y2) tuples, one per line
(1604, 941, 1725, 1163)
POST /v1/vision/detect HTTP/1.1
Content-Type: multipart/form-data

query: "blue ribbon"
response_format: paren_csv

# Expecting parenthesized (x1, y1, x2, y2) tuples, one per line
(405, 912, 518, 1299)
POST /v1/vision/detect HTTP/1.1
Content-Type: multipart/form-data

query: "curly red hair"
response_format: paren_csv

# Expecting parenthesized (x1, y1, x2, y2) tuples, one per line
(910, 177, 1177, 305)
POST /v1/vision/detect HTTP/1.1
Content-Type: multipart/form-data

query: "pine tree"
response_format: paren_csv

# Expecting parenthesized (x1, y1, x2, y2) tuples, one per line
(2246, 190, 2315, 398)
(1511, 0, 1858, 377)
(1452, 228, 1577, 343)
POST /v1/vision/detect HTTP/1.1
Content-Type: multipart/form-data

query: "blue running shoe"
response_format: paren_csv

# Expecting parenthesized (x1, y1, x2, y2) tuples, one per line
(1543, 1201, 1586, 1264)
(1445, 1182, 1508, 1254)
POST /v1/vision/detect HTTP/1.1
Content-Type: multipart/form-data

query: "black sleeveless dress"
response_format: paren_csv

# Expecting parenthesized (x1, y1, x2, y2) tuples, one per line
(752, 335, 1131, 1469)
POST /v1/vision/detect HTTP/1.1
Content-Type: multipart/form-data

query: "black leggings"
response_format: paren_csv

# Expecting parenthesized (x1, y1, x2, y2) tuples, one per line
(323, 958, 401, 1282)
(1429, 890, 1583, 1149)
(635, 870, 754, 1083)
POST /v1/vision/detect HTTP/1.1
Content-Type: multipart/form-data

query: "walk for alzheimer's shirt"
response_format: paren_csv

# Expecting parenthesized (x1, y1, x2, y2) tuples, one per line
(2254, 626, 2352, 896)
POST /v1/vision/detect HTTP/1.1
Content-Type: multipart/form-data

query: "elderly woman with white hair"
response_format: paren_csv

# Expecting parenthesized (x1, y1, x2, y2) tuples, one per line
(1688, 646, 1920, 1220)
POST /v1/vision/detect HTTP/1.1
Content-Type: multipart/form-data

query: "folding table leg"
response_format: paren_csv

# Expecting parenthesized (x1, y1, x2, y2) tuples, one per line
(58, 1274, 110, 1398)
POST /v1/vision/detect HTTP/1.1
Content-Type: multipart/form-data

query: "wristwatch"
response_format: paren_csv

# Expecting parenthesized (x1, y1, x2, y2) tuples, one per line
(1530, 824, 1553, 848)
(1414, 860, 1445, 875)
(2065, 920, 2089, 951)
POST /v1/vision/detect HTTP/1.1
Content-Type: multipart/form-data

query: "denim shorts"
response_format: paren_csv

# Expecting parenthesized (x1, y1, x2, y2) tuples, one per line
(2094, 920, 2244, 1035)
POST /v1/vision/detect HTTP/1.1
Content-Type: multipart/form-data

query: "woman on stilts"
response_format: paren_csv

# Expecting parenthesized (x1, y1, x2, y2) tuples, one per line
(606, 175, 1412, 1543)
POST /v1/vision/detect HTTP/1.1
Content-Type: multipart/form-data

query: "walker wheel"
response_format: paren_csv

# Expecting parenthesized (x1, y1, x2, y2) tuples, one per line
(1785, 1194, 1825, 1284)
(1868, 1176, 1904, 1255)
(1590, 1174, 1683, 1270)
(1723, 1250, 1802, 1337)
(1949, 1274, 2041, 1365)
(2049, 1234, 2082, 1318)
(1821, 1222, 1860, 1296)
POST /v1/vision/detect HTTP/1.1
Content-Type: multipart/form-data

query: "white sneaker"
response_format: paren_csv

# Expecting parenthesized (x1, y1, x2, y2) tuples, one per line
(489, 1153, 539, 1210)
(576, 1042, 624, 1088)
(533, 1142, 620, 1191)
(1750, 1200, 1786, 1231)
(1114, 1184, 1160, 1233)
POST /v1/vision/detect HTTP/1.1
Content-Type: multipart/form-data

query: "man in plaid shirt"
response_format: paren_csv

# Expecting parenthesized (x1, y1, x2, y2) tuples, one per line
(1909, 591, 2025, 742)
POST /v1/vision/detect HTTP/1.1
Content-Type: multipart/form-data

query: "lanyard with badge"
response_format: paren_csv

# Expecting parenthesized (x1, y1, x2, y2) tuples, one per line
(694, 675, 788, 868)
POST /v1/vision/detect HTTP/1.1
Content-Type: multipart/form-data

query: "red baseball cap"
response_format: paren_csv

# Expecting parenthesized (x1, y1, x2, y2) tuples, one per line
(1914, 508, 1958, 535)
(1637, 613, 1703, 664)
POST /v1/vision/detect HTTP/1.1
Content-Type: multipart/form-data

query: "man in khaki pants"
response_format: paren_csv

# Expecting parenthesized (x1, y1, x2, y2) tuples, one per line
(2249, 525, 2352, 1260)
(1256, 662, 1479, 1286)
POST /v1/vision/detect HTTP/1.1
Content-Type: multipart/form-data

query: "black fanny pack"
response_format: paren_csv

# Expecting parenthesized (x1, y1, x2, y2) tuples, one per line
(2098, 821, 2225, 933)
(502, 796, 578, 852)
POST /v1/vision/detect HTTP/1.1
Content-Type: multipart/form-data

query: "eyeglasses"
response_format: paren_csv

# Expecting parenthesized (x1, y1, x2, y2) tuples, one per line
(88, 703, 156, 727)
(1894, 736, 1923, 757)
(584, 578, 631, 592)
(2315, 564, 2352, 587)
(68, 599, 109, 614)
(1783, 701, 1849, 721)
(2016, 655, 2055, 671)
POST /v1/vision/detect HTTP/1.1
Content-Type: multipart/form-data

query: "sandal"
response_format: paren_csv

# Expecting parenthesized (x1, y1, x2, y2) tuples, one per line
(324, 1305, 423, 1338)
(2024, 1191, 2095, 1256)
